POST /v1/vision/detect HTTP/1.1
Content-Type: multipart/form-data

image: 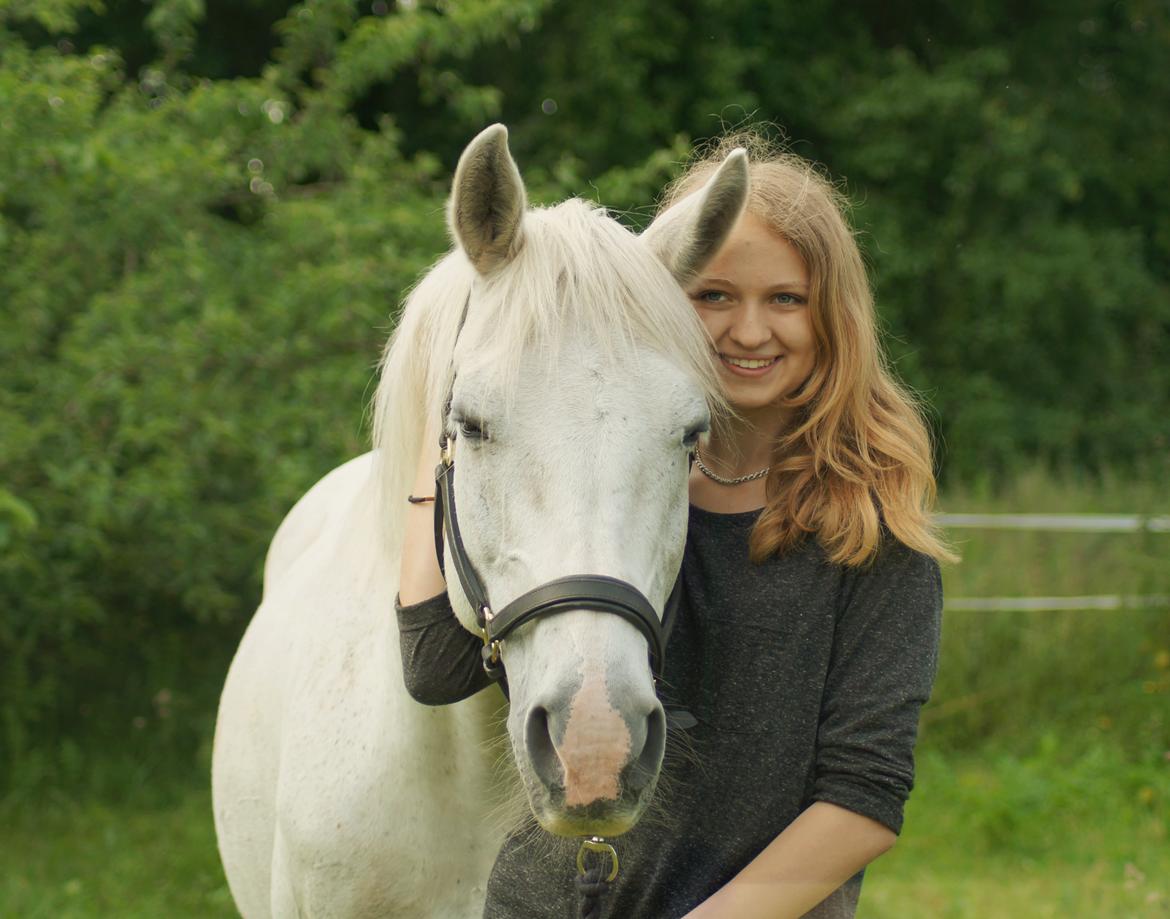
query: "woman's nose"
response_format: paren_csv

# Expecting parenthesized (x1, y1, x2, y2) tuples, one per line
(728, 305, 770, 350)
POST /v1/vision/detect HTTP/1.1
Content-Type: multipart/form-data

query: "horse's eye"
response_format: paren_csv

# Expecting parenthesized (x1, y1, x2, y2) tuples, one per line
(682, 421, 708, 449)
(458, 418, 488, 441)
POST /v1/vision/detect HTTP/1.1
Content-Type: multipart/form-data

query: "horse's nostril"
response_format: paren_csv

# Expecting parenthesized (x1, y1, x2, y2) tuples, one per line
(524, 705, 562, 789)
(628, 705, 667, 792)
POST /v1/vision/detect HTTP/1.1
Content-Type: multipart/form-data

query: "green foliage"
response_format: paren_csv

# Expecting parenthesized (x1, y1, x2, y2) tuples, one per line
(325, 0, 1170, 477)
(816, 32, 1170, 477)
(0, 0, 99, 34)
(144, 0, 205, 67)
(0, 5, 457, 780)
(1, 0, 1168, 791)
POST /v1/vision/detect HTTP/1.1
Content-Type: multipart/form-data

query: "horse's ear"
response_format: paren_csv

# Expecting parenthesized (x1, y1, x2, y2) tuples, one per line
(641, 148, 749, 286)
(448, 124, 527, 274)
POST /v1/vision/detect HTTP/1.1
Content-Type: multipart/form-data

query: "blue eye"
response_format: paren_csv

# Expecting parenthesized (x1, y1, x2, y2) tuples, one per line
(774, 292, 806, 306)
(694, 290, 728, 303)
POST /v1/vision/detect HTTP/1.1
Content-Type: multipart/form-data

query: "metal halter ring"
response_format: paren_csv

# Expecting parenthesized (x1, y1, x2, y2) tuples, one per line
(576, 837, 619, 882)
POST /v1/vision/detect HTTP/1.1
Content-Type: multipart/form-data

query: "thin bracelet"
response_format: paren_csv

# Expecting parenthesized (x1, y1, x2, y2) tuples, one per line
(407, 494, 435, 504)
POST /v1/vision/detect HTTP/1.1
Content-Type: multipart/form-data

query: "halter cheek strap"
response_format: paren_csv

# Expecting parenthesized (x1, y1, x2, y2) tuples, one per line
(433, 458, 490, 621)
(432, 294, 683, 685)
(433, 454, 682, 684)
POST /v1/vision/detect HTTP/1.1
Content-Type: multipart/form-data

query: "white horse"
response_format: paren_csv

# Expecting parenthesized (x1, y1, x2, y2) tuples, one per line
(212, 125, 748, 918)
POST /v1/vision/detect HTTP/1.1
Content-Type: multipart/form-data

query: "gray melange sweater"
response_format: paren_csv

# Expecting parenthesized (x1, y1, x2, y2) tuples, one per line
(395, 505, 942, 919)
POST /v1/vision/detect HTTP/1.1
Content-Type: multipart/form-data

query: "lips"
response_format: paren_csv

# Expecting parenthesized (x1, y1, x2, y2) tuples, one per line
(718, 353, 783, 376)
(722, 355, 780, 369)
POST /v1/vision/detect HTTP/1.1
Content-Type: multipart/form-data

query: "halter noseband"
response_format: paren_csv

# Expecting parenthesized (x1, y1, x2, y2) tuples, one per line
(433, 294, 682, 684)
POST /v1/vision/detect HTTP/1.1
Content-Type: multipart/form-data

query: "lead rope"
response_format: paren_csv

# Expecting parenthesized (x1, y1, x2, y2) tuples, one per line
(575, 866, 607, 919)
(575, 837, 618, 919)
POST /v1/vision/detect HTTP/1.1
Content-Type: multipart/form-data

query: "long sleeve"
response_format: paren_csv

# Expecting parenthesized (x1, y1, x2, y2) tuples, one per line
(394, 591, 495, 705)
(812, 537, 943, 834)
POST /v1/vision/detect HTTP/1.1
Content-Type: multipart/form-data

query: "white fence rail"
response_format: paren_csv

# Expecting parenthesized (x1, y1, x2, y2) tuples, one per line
(945, 595, 1170, 612)
(936, 513, 1170, 533)
(937, 513, 1169, 612)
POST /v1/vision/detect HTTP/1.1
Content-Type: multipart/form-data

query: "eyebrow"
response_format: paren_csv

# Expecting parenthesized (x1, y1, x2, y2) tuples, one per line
(696, 276, 810, 292)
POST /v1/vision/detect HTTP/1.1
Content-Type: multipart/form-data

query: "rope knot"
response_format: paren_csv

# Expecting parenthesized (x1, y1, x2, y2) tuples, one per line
(575, 866, 609, 919)
(575, 837, 618, 919)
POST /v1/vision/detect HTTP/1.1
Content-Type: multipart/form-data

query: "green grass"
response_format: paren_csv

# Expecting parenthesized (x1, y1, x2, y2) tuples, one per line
(0, 789, 233, 919)
(2, 741, 1165, 918)
(3, 468, 1168, 916)
(928, 466, 1170, 758)
(861, 745, 1170, 918)
(939, 464, 1170, 599)
(859, 467, 1170, 916)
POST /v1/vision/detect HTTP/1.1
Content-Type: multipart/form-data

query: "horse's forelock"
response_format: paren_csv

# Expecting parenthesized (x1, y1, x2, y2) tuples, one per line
(463, 200, 723, 408)
(372, 198, 724, 547)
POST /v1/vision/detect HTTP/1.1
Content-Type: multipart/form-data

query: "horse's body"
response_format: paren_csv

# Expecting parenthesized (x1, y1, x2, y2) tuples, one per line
(214, 452, 503, 917)
(212, 126, 748, 917)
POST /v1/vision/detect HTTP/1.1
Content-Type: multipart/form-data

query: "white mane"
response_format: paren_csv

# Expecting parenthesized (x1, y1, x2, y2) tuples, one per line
(371, 198, 724, 554)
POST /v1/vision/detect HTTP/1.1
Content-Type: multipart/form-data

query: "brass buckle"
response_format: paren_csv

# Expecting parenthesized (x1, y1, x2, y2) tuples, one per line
(576, 837, 619, 882)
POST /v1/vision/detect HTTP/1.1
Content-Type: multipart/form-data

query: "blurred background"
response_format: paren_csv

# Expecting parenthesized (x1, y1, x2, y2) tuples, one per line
(1, 1, 1167, 916)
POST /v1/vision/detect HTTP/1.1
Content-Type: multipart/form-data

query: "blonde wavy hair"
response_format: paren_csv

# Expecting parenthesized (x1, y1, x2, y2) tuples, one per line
(660, 132, 957, 567)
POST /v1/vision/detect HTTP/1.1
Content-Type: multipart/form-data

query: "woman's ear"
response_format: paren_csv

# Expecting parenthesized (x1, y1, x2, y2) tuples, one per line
(641, 149, 749, 286)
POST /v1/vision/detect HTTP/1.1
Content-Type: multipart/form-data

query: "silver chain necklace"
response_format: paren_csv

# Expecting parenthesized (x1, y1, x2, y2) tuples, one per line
(693, 444, 771, 486)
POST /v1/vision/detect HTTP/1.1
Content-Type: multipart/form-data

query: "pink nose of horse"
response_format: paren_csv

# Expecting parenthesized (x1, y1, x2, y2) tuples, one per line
(524, 668, 666, 810)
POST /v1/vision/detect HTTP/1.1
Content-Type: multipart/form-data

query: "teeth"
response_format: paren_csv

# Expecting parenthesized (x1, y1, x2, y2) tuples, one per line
(723, 356, 777, 369)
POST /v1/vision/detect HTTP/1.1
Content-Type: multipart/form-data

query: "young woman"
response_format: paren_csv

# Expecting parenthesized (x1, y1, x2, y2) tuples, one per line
(396, 133, 953, 919)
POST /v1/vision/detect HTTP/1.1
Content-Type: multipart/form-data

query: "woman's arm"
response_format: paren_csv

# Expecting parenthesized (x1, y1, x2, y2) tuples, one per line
(398, 421, 448, 604)
(688, 539, 941, 918)
(683, 802, 895, 919)
(395, 423, 494, 703)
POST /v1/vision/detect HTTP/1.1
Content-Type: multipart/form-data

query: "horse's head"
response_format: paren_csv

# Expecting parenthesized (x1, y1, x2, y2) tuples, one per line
(439, 125, 747, 836)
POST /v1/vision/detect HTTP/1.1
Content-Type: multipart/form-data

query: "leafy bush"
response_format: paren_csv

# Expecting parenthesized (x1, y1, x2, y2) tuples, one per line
(1, 0, 1168, 789)
(0, 0, 457, 780)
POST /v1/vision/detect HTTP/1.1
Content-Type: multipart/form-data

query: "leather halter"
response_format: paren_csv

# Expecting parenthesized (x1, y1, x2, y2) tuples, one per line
(433, 294, 683, 684)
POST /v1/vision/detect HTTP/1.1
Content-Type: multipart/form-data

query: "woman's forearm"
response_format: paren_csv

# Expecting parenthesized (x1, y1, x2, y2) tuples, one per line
(683, 802, 896, 919)
(398, 424, 448, 604)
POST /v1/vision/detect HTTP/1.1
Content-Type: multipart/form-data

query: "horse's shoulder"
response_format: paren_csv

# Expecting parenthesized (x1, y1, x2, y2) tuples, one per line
(264, 452, 377, 593)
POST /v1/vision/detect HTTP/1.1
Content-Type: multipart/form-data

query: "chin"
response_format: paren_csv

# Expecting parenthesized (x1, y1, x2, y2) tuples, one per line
(536, 810, 639, 838)
(528, 785, 650, 838)
(724, 390, 787, 414)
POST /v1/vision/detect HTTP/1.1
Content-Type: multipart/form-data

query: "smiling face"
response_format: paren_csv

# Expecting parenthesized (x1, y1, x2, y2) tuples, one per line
(687, 212, 816, 423)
